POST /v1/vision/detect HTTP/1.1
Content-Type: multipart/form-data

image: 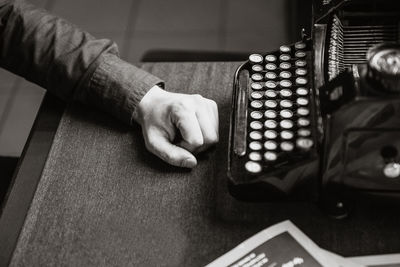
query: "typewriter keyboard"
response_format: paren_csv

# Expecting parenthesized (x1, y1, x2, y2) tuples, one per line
(243, 42, 315, 174)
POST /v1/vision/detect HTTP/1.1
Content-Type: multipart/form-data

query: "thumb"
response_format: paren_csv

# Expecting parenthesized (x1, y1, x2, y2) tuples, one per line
(145, 130, 197, 168)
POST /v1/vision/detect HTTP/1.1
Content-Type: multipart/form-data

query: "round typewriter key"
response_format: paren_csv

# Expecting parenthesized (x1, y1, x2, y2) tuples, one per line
(250, 111, 263, 120)
(279, 71, 292, 79)
(264, 130, 278, 139)
(279, 54, 291, 61)
(265, 63, 277, 71)
(296, 77, 308, 86)
(298, 118, 310, 127)
(281, 141, 294, 152)
(280, 120, 294, 129)
(280, 109, 293, 119)
(265, 54, 277, 62)
(295, 68, 308, 76)
(265, 81, 277, 89)
(296, 138, 314, 150)
(245, 161, 262, 174)
(296, 87, 309, 96)
(249, 54, 263, 64)
(251, 82, 263, 90)
(279, 62, 291, 70)
(279, 80, 292, 88)
(264, 151, 277, 162)
(297, 107, 310, 116)
(251, 73, 263, 82)
(298, 128, 311, 137)
(295, 42, 306, 50)
(250, 121, 263, 130)
(279, 89, 292, 98)
(252, 64, 263, 72)
(264, 100, 278, 109)
(249, 141, 262, 151)
(251, 100, 263, 109)
(295, 60, 307, 67)
(251, 91, 263, 100)
(265, 72, 277, 80)
(264, 110, 277, 119)
(295, 51, 306, 58)
(249, 152, 262, 161)
(264, 140, 278, 150)
(280, 45, 291, 53)
(280, 130, 294, 140)
(296, 97, 309, 106)
(249, 131, 263, 140)
(265, 90, 277, 98)
(280, 99, 293, 108)
(264, 120, 278, 129)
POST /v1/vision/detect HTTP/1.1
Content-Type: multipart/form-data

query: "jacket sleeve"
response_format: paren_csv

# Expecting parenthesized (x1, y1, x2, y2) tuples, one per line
(0, 0, 163, 125)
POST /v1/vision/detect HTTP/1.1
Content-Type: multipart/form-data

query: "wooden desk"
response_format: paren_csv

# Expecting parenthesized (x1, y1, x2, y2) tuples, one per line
(1, 62, 399, 266)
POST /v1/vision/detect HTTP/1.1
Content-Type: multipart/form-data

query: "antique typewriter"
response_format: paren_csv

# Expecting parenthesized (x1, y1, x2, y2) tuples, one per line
(228, 0, 400, 216)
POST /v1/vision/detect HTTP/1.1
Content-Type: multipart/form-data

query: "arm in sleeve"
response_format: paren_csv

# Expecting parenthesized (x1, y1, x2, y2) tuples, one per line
(0, 0, 163, 125)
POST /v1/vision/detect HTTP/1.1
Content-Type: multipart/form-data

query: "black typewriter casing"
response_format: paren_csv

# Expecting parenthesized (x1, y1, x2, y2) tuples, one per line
(227, 0, 400, 214)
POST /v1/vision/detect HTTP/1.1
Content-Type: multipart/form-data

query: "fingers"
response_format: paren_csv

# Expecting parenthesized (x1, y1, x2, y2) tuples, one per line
(193, 99, 219, 152)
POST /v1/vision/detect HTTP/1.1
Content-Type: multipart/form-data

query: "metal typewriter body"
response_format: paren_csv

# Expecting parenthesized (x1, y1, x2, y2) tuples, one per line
(228, 0, 400, 213)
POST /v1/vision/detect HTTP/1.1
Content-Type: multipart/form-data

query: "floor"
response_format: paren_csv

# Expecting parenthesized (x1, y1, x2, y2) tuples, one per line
(0, 0, 310, 157)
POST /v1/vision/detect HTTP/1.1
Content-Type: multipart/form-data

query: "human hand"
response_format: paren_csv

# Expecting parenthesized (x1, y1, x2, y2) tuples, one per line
(133, 85, 219, 168)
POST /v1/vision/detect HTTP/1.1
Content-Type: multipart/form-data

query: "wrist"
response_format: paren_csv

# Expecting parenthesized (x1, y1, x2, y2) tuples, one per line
(133, 85, 166, 124)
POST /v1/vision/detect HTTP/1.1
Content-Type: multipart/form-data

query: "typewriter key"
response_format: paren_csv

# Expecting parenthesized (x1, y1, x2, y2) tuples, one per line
(251, 100, 263, 109)
(279, 89, 292, 98)
(279, 54, 291, 61)
(280, 130, 294, 140)
(265, 72, 277, 80)
(265, 90, 277, 99)
(295, 51, 306, 58)
(280, 120, 294, 129)
(298, 128, 311, 137)
(265, 100, 278, 109)
(264, 151, 277, 162)
(279, 80, 292, 88)
(264, 140, 278, 150)
(250, 111, 263, 120)
(251, 83, 263, 90)
(295, 68, 307, 76)
(264, 110, 277, 119)
(251, 73, 263, 82)
(298, 118, 310, 127)
(279, 71, 292, 79)
(279, 62, 292, 70)
(281, 141, 294, 152)
(249, 152, 262, 161)
(265, 54, 277, 62)
(251, 91, 263, 100)
(295, 42, 306, 50)
(297, 107, 310, 116)
(250, 121, 263, 130)
(245, 161, 262, 174)
(296, 87, 309, 96)
(264, 130, 278, 139)
(295, 60, 307, 67)
(249, 131, 263, 140)
(249, 54, 263, 64)
(252, 64, 263, 72)
(265, 81, 277, 89)
(295, 77, 308, 86)
(280, 109, 293, 119)
(265, 63, 277, 71)
(296, 138, 314, 150)
(264, 120, 278, 129)
(280, 45, 291, 53)
(296, 97, 309, 106)
(249, 141, 262, 151)
(280, 100, 293, 108)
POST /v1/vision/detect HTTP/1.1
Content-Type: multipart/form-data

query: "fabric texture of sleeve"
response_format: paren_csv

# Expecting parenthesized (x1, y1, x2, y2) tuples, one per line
(0, 0, 163, 125)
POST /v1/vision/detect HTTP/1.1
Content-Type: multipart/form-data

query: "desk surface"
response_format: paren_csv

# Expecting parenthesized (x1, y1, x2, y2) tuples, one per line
(1, 62, 400, 266)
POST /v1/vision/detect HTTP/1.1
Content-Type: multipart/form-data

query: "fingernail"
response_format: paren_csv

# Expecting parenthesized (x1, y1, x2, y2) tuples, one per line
(182, 158, 197, 168)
